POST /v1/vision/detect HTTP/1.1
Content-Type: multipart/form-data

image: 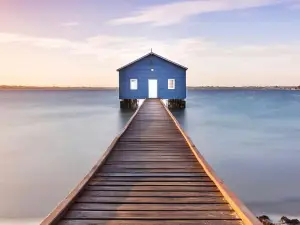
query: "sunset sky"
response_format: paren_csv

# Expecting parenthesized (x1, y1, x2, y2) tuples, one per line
(1, 0, 300, 87)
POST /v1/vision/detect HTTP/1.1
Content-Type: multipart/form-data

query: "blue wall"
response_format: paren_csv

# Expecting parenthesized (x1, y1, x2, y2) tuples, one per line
(119, 54, 186, 99)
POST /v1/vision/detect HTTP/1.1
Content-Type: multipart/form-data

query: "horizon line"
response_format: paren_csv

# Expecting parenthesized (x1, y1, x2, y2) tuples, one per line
(1, 85, 300, 89)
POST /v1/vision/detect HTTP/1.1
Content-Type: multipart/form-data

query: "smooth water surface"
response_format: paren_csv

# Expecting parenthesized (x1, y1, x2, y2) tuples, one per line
(0, 90, 300, 224)
(174, 90, 300, 218)
(0, 90, 134, 224)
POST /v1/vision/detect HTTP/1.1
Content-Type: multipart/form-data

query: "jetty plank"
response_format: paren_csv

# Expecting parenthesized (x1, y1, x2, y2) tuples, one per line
(64, 210, 239, 220)
(81, 190, 222, 197)
(58, 220, 243, 225)
(85, 185, 219, 192)
(71, 203, 228, 211)
(91, 177, 211, 182)
(75, 196, 226, 204)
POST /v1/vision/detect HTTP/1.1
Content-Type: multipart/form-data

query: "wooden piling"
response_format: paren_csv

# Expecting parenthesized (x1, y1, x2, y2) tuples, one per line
(168, 99, 186, 109)
(120, 99, 138, 109)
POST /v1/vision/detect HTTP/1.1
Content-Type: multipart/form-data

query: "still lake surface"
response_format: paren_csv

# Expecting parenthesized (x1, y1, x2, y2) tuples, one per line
(0, 90, 300, 224)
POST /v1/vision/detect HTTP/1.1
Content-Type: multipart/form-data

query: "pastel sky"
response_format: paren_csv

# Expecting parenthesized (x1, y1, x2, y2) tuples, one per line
(1, 0, 300, 87)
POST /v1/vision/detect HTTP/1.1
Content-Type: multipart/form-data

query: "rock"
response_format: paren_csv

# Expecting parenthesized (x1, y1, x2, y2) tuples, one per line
(281, 216, 300, 225)
(258, 215, 274, 225)
(259, 215, 270, 220)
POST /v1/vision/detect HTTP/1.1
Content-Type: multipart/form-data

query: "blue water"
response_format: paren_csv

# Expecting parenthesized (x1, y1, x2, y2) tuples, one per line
(0, 90, 300, 224)
(176, 90, 300, 217)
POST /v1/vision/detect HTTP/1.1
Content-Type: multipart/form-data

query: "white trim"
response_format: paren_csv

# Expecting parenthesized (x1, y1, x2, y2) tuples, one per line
(168, 79, 175, 89)
(117, 52, 188, 71)
(130, 79, 138, 90)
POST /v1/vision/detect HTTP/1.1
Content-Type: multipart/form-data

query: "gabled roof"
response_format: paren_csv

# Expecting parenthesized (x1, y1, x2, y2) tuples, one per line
(117, 52, 188, 71)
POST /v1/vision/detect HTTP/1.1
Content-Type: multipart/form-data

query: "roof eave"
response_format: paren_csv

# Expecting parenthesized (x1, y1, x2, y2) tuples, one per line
(116, 52, 188, 72)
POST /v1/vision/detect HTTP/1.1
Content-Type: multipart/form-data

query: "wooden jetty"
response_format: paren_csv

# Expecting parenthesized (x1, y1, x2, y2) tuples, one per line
(41, 99, 260, 225)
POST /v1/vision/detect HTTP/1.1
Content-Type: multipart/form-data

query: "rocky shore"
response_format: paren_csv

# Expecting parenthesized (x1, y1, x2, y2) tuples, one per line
(258, 215, 300, 225)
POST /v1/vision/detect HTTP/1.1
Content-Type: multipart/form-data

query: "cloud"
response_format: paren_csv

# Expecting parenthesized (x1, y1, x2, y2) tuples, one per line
(289, 2, 300, 9)
(60, 22, 79, 27)
(0, 33, 77, 49)
(0, 33, 153, 62)
(109, 0, 285, 26)
(1, 32, 300, 61)
(1, 32, 300, 86)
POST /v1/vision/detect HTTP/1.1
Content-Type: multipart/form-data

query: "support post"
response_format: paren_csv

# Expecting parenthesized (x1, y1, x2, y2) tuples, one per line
(120, 99, 138, 109)
(167, 99, 186, 109)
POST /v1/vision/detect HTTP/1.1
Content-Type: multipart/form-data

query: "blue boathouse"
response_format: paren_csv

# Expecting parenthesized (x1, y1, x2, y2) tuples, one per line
(117, 51, 188, 109)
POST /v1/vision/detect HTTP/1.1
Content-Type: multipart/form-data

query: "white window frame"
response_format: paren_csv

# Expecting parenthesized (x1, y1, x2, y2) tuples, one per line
(130, 79, 138, 90)
(168, 79, 175, 89)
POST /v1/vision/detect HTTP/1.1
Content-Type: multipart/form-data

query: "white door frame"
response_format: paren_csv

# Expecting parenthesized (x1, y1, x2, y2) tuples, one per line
(148, 79, 158, 98)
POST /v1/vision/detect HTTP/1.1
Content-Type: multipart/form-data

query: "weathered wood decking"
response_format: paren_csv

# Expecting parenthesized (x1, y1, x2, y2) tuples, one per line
(41, 99, 260, 225)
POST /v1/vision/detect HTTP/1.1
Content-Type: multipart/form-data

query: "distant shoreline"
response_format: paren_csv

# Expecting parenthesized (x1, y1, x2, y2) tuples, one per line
(0, 85, 299, 91)
(188, 86, 300, 91)
(0, 86, 118, 91)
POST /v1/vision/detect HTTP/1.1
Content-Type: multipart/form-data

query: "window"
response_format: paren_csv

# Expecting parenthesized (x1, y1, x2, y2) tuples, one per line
(130, 79, 138, 90)
(168, 79, 175, 89)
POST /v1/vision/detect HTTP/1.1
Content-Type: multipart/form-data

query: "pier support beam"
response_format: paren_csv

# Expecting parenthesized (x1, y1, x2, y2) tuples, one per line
(120, 99, 138, 109)
(168, 99, 186, 109)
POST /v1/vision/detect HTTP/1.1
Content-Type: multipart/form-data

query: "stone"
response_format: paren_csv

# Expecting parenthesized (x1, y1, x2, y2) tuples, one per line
(257, 215, 274, 225)
(281, 216, 300, 225)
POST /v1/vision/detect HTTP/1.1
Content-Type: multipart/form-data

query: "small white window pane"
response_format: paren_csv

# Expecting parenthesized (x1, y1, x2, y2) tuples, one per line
(130, 79, 138, 90)
(168, 79, 175, 89)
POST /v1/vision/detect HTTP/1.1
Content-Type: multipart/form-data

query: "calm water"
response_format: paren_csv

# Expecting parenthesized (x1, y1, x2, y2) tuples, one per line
(0, 90, 300, 224)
